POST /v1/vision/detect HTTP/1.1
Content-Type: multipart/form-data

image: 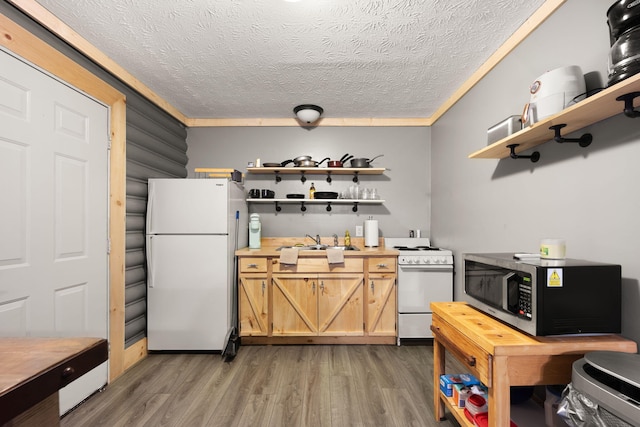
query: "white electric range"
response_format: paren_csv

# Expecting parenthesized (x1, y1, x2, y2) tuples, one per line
(385, 237, 454, 343)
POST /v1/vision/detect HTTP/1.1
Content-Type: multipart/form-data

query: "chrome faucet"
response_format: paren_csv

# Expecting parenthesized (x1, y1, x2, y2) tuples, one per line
(305, 234, 321, 245)
(333, 234, 339, 246)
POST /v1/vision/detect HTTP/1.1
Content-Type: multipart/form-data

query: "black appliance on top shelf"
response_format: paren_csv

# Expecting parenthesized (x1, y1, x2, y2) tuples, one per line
(608, 0, 640, 86)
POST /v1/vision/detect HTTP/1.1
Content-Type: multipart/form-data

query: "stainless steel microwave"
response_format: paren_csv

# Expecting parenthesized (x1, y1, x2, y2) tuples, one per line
(463, 253, 621, 336)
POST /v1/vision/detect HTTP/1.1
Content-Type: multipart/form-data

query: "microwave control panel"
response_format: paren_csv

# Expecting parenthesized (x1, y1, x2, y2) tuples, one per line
(517, 278, 532, 319)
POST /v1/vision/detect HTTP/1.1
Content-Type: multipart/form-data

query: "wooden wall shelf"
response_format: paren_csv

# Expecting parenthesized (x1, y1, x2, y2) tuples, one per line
(248, 198, 384, 213)
(469, 72, 640, 160)
(247, 167, 385, 183)
(247, 167, 385, 175)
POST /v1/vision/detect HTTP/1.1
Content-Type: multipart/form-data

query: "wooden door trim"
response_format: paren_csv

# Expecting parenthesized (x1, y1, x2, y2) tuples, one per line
(0, 13, 129, 381)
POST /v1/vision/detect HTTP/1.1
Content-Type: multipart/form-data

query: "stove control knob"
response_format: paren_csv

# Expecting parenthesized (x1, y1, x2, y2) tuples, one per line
(438, 256, 446, 264)
(422, 257, 431, 264)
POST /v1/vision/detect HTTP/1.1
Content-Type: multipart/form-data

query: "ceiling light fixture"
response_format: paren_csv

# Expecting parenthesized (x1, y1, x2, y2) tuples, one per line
(293, 104, 323, 124)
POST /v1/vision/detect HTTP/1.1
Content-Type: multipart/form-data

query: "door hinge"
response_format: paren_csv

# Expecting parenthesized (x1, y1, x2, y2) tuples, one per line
(107, 238, 111, 254)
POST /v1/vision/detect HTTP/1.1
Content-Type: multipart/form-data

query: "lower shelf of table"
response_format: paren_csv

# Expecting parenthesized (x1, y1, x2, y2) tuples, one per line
(439, 393, 473, 427)
(438, 392, 547, 427)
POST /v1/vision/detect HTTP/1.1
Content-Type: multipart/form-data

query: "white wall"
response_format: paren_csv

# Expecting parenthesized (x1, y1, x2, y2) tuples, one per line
(187, 126, 431, 239)
(431, 0, 640, 345)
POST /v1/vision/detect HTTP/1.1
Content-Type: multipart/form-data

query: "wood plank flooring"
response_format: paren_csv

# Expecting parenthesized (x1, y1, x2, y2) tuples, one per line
(61, 344, 463, 427)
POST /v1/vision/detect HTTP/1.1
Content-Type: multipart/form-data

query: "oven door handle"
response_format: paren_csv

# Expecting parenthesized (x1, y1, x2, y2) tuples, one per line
(398, 264, 453, 271)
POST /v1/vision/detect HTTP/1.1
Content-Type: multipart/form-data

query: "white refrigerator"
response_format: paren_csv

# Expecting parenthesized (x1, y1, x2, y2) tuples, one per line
(146, 178, 248, 350)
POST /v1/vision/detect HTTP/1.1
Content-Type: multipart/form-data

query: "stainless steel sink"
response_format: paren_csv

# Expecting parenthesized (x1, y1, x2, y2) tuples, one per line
(276, 245, 359, 251)
(329, 245, 360, 251)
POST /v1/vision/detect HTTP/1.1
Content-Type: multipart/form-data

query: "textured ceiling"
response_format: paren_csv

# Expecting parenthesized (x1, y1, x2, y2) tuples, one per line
(33, 0, 547, 120)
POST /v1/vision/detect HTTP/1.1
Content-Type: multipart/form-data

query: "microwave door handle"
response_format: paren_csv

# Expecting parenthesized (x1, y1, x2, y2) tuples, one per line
(502, 272, 516, 312)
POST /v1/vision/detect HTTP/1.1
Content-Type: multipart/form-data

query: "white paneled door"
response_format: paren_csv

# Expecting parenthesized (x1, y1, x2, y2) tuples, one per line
(0, 48, 109, 414)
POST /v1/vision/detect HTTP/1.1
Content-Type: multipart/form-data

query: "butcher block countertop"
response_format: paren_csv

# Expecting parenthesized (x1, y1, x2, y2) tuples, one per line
(236, 237, 399, 257)
(431, 302, 638, 357)
(0, 337, 108, 425)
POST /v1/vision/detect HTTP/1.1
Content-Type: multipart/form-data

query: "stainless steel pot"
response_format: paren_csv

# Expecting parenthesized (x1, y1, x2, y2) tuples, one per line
(350, 154, 383, 168)
(328, 154, 353, 168)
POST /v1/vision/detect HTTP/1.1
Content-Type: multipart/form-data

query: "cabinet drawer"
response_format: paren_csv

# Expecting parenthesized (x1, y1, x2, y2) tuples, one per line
(272, 257, 363, 273)
(368, 257, 396, 273)
(239, 257, 268, 273)
(431, 314, 491, 386)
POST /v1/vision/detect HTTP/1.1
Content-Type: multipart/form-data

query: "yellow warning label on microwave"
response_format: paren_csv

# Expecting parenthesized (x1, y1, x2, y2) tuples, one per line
(547, 269, 563, 287)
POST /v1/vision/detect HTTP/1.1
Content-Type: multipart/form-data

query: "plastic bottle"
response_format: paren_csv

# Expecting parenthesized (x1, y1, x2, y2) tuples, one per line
(344, 230, 351, 247)
(309, 182, 316, 199)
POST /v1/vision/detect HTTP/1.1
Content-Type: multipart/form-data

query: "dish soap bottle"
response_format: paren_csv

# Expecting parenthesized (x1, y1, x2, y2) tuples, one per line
(344, 230, 351, 247)
(309, 182, 316, 199)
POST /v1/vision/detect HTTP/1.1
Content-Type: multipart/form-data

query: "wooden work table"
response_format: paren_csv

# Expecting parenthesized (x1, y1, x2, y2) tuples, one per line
(430, 302, 637, 427)
(0, 337, 108, 426)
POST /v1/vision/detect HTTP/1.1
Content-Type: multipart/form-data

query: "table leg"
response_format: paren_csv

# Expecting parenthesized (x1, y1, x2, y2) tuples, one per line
(488, 355, 510, 426)
(6, 392, 60, 427)
(433, 337, 446, 421)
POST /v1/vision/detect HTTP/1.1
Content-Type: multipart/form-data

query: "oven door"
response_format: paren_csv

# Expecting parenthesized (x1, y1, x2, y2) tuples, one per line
(397, 264, 453, 338)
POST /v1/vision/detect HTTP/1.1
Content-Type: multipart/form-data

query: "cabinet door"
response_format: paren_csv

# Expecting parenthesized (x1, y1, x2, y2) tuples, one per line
(239, 275, 269, 336)
(272, 274, 318, 336)
(318, 274, 364, 336)
(367, 274, 397, 336)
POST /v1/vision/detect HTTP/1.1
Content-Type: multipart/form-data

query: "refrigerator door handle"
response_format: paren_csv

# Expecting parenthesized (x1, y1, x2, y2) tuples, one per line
(146, 185, 155, 234)
(146, 235, 154, 288)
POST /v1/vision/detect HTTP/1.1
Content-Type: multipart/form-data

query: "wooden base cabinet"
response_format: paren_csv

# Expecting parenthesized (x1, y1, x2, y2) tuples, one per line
(366, 257, 397, 337)
(238, 258, 269, 337)
(272, 273, 364, 336)
(366, 274, 396, 336)
(238, 254, 397, 344)
(239, 275, 268, 336)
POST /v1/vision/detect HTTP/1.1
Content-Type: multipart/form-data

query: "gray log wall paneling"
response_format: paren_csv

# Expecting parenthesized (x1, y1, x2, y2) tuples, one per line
(124, 96, 188, 347)
(1, 3, 189, 349)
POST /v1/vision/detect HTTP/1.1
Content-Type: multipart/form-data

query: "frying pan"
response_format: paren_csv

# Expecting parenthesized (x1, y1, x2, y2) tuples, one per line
(313, 191, 339, 199)
(295, 157, 330, 167)
(350, 154, 384, 168)
(262, 159, 293, 167)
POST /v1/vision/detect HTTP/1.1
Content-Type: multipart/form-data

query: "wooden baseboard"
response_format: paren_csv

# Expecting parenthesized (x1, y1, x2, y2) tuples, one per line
(122, 338, 147, 373)
(241, 336, 396, 345)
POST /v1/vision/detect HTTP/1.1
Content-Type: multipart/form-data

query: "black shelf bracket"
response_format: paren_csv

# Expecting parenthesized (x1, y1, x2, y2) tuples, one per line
(300, 172, 306, 183)
(274, 172, 281, 183)
(352, 172, 360, 183)
(326, 172, 332, 183)
(616, 92, 640, 118)
(300, 202, 306, 212)
(326, 202, 332, 212)
(274, 201, 281, 212)
(549, 124, 592, 147)
(507, 144, 540, 163)
(352, 202, 359, 212)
